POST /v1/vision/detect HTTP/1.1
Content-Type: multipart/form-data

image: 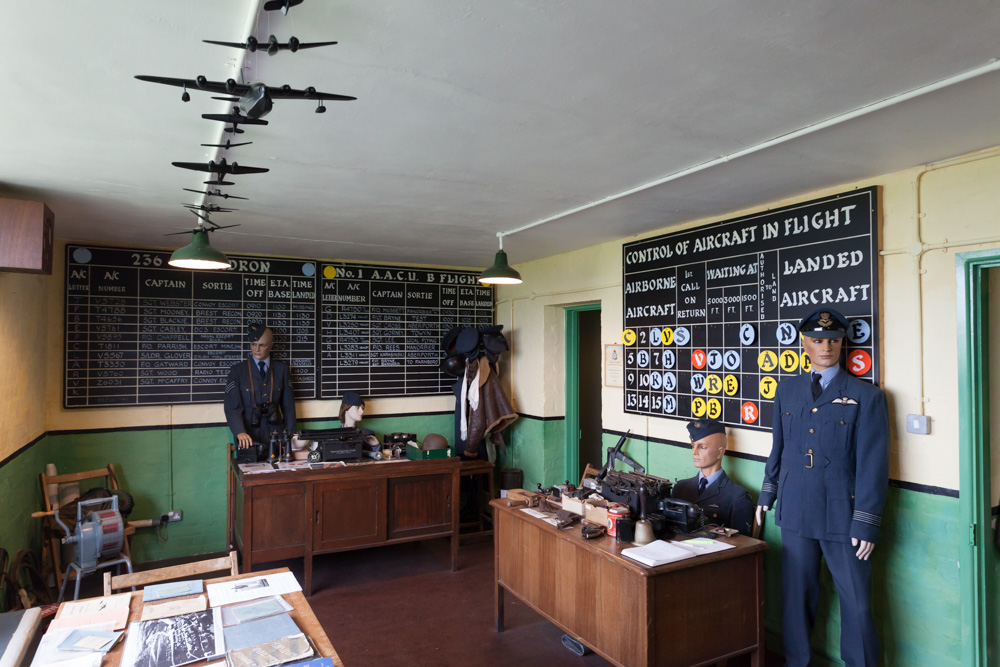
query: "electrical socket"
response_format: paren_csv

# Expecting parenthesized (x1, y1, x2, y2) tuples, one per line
(160, 510, 183, 523)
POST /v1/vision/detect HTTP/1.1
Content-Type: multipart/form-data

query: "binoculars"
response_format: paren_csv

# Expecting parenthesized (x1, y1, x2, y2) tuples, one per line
(251, 401, 281, 427)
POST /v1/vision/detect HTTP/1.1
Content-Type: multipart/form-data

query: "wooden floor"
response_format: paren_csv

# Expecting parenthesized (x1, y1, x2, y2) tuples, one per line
(263, 538, 613, 666)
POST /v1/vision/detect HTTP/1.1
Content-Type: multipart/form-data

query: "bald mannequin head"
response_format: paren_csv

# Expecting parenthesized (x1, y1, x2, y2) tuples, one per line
(250, 327, 274, 361)
(690, 431, 727, 477)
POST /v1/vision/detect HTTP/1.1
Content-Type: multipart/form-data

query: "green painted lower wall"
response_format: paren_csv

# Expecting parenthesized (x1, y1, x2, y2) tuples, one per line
(499, 416, 566, 490)
(0, 437, 50, 560)
(3, 413, 456, 566)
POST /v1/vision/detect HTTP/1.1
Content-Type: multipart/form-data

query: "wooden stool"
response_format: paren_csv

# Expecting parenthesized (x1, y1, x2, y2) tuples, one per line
(458, 459, 495, 540)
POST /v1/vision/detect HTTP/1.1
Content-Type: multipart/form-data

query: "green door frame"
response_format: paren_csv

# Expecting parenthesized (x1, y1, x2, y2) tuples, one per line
(956, 248, 999, 667)
(565, 303, 602, 482)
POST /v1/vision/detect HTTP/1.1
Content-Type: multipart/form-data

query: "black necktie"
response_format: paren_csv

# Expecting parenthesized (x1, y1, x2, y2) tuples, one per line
(698, 477, 707, 494)
(811, 372, 822, 400)
(258, 360, 267, 379)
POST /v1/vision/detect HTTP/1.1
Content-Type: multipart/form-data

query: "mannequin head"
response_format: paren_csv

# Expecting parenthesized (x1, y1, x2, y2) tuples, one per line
(686, 419, 727, 477)
(339, 392, 365, 427)
(796, 308, 848, 372)
(248, 324, 274, 361)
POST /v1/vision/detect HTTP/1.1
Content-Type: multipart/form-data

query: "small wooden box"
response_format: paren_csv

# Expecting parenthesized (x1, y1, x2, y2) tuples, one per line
(0, 199, 54, 274)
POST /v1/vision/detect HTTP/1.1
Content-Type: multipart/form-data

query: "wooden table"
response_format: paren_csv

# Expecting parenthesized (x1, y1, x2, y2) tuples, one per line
(492, 500, 768, 667)
(54, 567, 342, 666)
(232, 457, 461, 595)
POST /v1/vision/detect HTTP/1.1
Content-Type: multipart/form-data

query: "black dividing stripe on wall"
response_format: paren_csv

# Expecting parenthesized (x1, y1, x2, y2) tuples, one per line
(620, 187, 880, 431)
(64, 246, 492, 408)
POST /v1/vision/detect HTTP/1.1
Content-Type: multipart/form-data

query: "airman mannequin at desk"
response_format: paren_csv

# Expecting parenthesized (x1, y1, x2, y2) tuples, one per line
(756, 307, 889, 667)
(672, 418, 754, 536)
(225, 323, 297, 451)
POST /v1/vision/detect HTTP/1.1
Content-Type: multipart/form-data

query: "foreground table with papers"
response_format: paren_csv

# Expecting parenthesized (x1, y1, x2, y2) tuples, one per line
(491, 500, 768, 667)
(41, 567, 342, 667)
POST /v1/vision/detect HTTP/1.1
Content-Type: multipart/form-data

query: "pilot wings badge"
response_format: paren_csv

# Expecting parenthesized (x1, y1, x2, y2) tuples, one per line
(831, 395, 859, 405)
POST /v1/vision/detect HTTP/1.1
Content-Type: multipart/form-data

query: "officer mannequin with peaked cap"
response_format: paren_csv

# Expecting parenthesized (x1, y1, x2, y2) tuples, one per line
(756, 307, 889, 667)
(673, 418, 754, 535)
(224, 322, 297, 450)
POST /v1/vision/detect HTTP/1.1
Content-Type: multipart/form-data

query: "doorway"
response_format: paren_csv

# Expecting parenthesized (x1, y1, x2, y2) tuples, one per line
(564, 304, 602, 483)
(956, 249, 1000, 667)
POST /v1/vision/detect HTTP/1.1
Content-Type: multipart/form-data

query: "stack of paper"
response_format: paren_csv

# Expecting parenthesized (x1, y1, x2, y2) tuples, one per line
(621, 537, 737, 567)
(621, 540, 697, 566)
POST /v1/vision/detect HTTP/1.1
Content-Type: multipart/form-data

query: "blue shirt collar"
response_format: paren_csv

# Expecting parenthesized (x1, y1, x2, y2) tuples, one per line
(813, 364, 840, 390)
(254, 356, 270, 371)
(698, 468, 725, 488)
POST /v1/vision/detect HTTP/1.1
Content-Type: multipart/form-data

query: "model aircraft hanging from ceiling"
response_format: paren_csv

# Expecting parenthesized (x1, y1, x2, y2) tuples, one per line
(183, 202, 239, 214)
(165, 212, 240, 236)
(183, 188, 249, 201)
(264, 0, 304, 15)
(171, 158, 269, 185)
(135, 75, 356, 118)
(204, 35, 337, 56)
(201, 138, 252, 150)
(200, 107, 268, 134)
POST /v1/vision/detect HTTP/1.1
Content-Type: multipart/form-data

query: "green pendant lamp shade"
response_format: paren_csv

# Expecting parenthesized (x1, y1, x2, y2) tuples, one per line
(479, 236, 522, 285)
(168, 227, 231, 270)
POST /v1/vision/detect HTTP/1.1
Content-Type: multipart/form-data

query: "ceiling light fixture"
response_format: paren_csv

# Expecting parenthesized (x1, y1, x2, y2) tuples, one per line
(479, 233, 522, 285)
(168, 226, 231, 270)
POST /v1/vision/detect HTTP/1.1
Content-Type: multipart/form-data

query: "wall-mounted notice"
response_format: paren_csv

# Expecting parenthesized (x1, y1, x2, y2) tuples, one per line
(621, 187, 879, 431)
(318, 263, 493, 397)
(64, 245, 493, 408)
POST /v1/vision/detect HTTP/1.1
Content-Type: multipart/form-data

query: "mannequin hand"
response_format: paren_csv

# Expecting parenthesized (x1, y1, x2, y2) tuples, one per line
(755, 505, 769, 527)
(852, 538, 875, 560)
(237, 433, 253, 449)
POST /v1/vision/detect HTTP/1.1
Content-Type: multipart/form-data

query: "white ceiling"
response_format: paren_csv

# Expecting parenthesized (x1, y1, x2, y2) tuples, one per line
(4, 1, 1000, 270)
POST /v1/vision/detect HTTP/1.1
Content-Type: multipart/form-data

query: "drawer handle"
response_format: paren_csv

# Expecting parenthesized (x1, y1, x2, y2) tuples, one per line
(315, 510, 320, 525)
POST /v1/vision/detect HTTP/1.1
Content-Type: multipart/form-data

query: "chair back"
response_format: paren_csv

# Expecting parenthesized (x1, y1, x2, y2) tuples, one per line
(103, 551, 239, 596)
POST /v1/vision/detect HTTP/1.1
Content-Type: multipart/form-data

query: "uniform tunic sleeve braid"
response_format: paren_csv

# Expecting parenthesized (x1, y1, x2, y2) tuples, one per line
(850, 387, 890, 543)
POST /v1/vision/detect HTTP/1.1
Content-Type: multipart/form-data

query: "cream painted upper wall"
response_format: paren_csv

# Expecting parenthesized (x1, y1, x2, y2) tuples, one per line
(497, 146, 1000, 490)
(42, 241, 463, 433)
(1, 271, 50, 456)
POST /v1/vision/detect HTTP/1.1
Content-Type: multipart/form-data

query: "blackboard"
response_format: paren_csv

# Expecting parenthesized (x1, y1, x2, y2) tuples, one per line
(64, 245, 491, 408)
(621, 187, 879, 431)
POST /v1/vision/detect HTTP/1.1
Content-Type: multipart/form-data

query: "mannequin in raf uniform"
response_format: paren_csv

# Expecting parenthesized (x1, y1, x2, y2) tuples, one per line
(225, 322, 297, 450)
(756, 308, 889, 667)
(673, 418, 754, 536)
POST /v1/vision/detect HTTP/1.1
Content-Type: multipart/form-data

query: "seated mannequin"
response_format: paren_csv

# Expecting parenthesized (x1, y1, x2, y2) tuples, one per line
(673, 418, 754, 536)
(339, 392, 379, 446)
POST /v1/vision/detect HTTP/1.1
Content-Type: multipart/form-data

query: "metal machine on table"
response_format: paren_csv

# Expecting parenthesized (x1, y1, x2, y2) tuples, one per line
(299, 427, 367, 463)
(581, 431, 705, 535)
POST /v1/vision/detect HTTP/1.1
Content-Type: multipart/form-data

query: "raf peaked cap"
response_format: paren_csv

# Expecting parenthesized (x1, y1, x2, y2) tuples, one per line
(687, 418, 726, 441)
(440, 326, 462, 353)
(455, 327, 481, 360)
(797, 308, 849, 338)
(247, 321, 268, 342)
(341, 391, 364, 407)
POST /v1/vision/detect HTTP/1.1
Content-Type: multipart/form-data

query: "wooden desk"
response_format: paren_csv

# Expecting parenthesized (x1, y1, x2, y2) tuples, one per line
(232, 457, 461, 595)
(492, 500, 768, 667)
(55, 567, 342, 666)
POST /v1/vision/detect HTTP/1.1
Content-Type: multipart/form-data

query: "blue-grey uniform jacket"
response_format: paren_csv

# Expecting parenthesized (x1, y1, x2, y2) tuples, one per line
(224, 357, 297, 444)
(758, 369, 889, 544)
(674, 471, 754, 536)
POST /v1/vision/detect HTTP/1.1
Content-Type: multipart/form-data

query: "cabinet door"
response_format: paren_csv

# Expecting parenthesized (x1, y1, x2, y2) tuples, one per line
(249, 482, 307, 561)
(387, 473, 452, 539)
(313, 478, 387, 551)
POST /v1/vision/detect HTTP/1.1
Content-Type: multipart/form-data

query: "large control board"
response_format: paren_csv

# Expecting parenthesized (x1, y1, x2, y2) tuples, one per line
(621, 187, 880, 431)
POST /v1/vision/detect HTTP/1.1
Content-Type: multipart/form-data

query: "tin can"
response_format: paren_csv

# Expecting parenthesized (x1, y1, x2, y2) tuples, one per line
(607, 504, 630, 537)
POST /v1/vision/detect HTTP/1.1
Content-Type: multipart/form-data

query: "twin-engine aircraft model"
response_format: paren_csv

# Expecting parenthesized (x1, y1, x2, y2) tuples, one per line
(204, 35, 337, 56)
(135, 74, 355, 118)
(171, 158, 269, 186)
(201, 107, 268, 134)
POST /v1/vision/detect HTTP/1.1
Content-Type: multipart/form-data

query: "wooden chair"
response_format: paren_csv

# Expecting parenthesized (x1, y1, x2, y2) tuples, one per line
(103, 551, 239, 596)
(34, 464, 134, 593)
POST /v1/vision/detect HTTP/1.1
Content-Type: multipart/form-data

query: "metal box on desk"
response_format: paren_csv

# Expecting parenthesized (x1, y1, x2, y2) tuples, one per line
(406, 443, 453, 461)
